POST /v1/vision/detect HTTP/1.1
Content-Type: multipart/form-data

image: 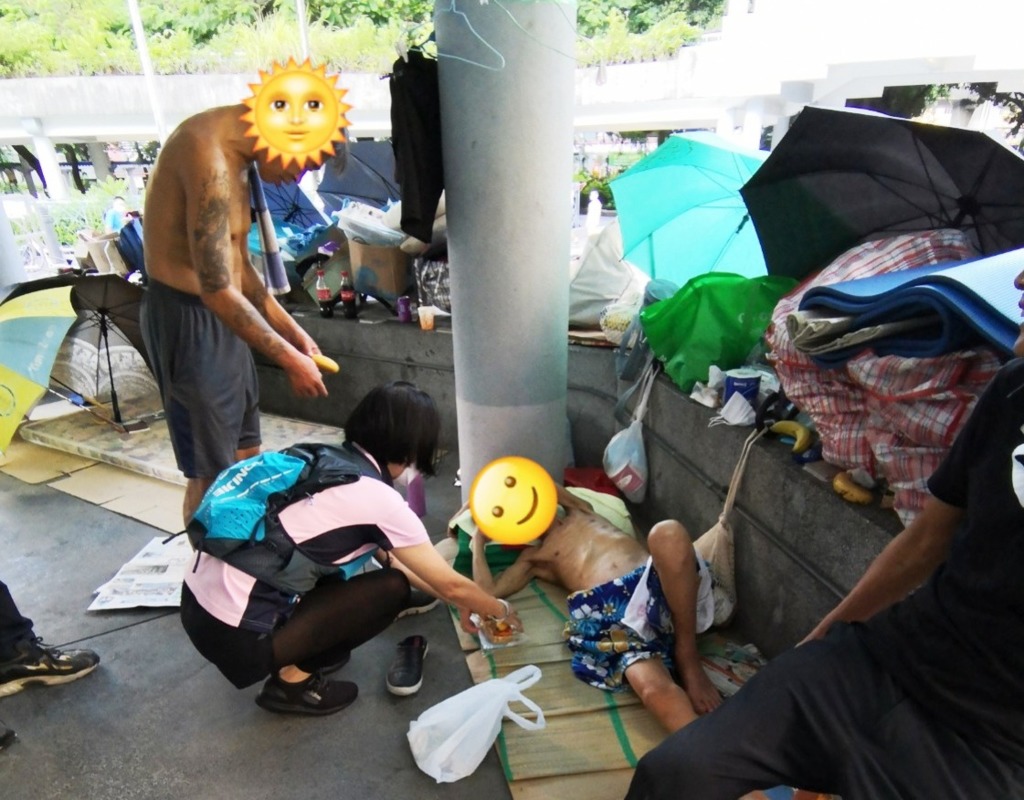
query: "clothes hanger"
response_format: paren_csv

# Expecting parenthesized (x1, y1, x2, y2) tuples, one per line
(434, 0, 506, 72)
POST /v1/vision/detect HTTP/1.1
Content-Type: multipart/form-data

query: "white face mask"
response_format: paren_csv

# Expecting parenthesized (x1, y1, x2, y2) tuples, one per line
(394, 465, 419, 489)
(708, 392, 757, 427)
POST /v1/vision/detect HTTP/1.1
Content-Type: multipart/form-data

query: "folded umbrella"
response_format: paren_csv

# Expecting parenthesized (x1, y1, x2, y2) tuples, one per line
(611, 132, 768, 286)
(740, 105, 1024, 281)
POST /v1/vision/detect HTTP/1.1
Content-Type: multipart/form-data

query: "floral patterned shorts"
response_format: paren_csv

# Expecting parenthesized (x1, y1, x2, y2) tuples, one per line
(563, 562, 674, 692)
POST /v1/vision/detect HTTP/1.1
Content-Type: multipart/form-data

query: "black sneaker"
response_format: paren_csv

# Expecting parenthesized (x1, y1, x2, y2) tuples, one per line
(396, 589, 440, 619)
(0, 638, 100, 698)
(319, 650, 351, 676)
(386, 635, 428, 696)
(255, 672, 358, 716)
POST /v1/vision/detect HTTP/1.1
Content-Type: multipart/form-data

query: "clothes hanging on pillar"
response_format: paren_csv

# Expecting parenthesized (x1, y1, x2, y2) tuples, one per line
(389, 51, 444, 244)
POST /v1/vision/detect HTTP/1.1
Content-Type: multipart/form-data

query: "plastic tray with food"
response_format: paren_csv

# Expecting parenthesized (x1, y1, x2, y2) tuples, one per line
(471, 613, 528, 650)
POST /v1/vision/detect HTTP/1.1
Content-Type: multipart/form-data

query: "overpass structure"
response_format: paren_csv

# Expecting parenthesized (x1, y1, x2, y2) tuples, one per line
(0, 0, 1022, 200)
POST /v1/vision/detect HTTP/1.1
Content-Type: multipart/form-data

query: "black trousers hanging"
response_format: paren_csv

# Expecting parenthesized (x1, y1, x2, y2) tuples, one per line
(389, 51, 444, 244)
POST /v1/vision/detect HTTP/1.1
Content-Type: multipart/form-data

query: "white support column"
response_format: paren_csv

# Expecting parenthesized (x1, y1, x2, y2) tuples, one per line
(770, 112, 790, 149)
(18, 154, 38, 197)
(437, 0, 576, 497)
(87, 142, 113, 182)
(739, 98, 764, 150)
(21, 118, 68, 201)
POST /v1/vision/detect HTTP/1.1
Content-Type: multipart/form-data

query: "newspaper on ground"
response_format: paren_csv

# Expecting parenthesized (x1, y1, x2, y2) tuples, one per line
(89, 535, 193, 611)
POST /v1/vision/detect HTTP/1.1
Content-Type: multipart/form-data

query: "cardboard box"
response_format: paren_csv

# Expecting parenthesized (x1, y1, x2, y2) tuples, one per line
(83, 232, 129, 275)
(348, 241, 411, 302)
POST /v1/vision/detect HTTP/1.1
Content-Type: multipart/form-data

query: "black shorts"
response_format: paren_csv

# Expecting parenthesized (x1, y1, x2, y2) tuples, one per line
(141, 279, 260, 478)
(179, 583, 275, 689)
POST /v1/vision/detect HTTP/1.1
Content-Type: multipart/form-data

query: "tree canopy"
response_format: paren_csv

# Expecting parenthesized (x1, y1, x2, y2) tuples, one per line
(0, 0, 722, 77)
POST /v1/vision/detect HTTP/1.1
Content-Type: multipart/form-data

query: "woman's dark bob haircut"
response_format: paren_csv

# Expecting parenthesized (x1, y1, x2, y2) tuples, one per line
(344, 381, 440, 476)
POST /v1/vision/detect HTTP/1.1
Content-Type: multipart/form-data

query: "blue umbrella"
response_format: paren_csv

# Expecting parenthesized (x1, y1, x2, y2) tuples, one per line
(259, 177, 331, 230)
(611, 132, 769, 285)
(317, 141, 400, 211)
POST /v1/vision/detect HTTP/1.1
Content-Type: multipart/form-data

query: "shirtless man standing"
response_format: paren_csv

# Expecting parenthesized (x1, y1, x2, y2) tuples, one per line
(469, 487, 723, 732)
(142, 105, 328, 524)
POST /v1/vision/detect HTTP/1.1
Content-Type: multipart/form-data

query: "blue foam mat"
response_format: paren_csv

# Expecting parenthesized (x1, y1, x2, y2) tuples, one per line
(798, 248, 1023, 366)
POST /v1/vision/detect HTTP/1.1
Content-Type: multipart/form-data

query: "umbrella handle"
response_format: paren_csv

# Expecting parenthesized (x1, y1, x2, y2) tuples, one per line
(248, 163, 291, 296)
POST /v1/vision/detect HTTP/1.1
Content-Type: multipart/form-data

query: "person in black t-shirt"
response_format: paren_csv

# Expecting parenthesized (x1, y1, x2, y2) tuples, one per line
(625, 269, 1024, 800)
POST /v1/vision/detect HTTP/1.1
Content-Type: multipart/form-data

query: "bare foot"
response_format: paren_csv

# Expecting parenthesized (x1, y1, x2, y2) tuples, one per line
(680, 661, 723, 715)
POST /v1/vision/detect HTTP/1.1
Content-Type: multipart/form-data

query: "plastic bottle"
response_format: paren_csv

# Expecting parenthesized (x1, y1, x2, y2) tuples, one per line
(340, 270, 358, 319)
(315, 268, 333, 318)
(586, 189, 603, 234)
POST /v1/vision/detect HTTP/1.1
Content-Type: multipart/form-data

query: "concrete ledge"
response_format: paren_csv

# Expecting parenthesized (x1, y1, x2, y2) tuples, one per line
(257, 310, 901, 657)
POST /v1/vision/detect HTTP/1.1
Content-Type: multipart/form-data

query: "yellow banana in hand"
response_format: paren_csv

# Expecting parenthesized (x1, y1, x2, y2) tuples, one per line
(769, 420, 813, 454)
(832, 470, 873, 505)
(311, 353, 340, 374)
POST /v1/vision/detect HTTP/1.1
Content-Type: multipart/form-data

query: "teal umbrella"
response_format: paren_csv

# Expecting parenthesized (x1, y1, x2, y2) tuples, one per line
(611, 132, 769, 285)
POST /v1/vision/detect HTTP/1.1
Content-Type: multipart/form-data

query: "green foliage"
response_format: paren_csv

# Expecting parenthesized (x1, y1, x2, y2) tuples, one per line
(47, 178, 132, 245)
(965, 82, 1024, 153)
(575, 168, 625, 210)
(0, 1, 712, 78)
(578, 10, 699, 66)
(308, 0, 432, 29)
(847, 85, 952, 120)
(577, 0, 721, 37)
(142, 0, 267, 46)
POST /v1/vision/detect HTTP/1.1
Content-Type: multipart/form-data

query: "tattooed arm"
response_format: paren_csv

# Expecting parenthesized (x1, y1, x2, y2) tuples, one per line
(185, 158, 327, 399)
(238, 249, 321, 361)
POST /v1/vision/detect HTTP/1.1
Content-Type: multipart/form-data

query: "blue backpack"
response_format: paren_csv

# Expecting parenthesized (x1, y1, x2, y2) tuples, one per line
(186, 442, 390, 593)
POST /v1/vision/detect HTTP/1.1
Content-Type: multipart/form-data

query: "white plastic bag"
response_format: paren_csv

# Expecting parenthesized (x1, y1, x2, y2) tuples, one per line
(407, 665, 546, 783)
(603, 361, 656, 503)
(603, 419, 648, 503)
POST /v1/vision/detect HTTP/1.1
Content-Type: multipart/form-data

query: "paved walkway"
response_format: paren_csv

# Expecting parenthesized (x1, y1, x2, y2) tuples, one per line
(0, 451, 513, 800)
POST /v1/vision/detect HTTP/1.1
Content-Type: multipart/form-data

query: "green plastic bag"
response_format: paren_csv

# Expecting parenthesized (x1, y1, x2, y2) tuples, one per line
(640, 273, 796, 393)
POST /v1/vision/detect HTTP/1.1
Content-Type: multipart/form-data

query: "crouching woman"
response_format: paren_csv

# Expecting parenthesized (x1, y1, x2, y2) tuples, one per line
(179, 381, 520, 715)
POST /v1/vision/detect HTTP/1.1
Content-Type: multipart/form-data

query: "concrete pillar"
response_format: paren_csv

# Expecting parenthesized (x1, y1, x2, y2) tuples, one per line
(715, 110, 737, 139)
(21, 118, 68, 201)
(770, 112, 790, 149)
(18, 154, 38, 197)
(0, 200, 26, 289)
(87, 142, 113, 182)
(739, 98, 764, 150)
(436, 0, 576, 498)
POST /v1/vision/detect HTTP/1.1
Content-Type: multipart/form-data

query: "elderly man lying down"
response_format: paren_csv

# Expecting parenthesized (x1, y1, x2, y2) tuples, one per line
(465, 485, 721, 732)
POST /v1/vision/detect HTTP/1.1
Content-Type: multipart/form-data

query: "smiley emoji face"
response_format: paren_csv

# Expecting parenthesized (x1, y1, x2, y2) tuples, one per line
(241, 57, 352, 171)
(469, 457, 558, 545)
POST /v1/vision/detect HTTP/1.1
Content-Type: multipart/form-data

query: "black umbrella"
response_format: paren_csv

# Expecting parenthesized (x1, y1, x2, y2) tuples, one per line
(1, 274, 147, 424)
(317, 141, 400, 211)
(740, 105, 1024, 280)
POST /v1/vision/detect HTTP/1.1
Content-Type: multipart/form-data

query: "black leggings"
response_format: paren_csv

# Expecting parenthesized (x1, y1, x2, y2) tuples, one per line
(181, 568, 410, 689)
(273, 568, 410, 672)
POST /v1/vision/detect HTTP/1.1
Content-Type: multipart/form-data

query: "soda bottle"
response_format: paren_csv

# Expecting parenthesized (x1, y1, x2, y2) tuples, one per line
(315, 268, 334, 318)
(340, 270, 358, 319)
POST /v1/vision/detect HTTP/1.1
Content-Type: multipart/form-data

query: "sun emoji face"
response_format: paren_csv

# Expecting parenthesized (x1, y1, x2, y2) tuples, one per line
(241, 58, 352, 171)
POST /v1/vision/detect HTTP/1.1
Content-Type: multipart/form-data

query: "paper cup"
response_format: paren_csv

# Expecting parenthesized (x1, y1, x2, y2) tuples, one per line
(418, 306, 435, 331)
(723, 368, 761, 405)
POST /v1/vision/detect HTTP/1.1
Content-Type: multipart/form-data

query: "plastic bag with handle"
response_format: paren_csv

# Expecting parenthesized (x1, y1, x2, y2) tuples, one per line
(407, 664, 546, 783)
